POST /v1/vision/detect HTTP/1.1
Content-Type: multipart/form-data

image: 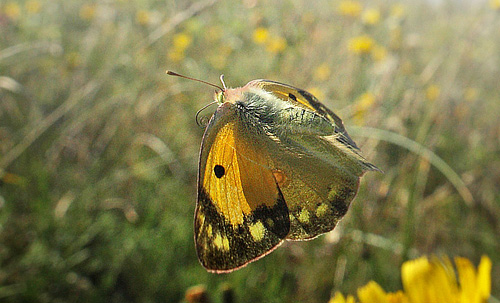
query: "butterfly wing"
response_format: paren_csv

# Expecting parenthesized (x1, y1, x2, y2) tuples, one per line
(241, 80, 377, 240)
(195, 102, 290, 272)
(266, 135, 362, 240)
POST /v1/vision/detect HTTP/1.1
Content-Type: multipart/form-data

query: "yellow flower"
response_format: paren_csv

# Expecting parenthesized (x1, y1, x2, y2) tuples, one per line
(490, 0, 500, 9)
(329, 256, 492, 303)
(362, 8, 381, 25)
(390, 4, 406, 19)
(386, 291, 409, 303)
(402, 257, 457, 303)
(265, 36, 287, 54)
(353, 92, 376, 125)
(464, 87, 478, 102)
(357, 92, 376, 109)
(172, 32, 193, 50)
(425, 84, 440, 101)
(372, 45, 387, 61)
(456, 256, 492, 303)
(314, 63, 331, 81)
(330, 292, 356, 303)
(357, 281, 389, 303)
(338, 0, 363, 17)
(25, 0, 41, 14)
(4, 2, 21, 20)
(167, 49, 185, 62)
(79, 4, 96, 20)
(348, 35, 375, 55)
(136, 10, 150, 25)
(253, 27, 270, 44)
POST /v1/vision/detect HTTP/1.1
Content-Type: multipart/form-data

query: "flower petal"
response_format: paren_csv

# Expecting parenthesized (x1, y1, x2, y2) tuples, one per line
(357, 281, 389, 303)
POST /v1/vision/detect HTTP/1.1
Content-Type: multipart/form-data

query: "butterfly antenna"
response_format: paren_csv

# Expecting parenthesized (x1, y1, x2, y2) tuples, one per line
(220, 74, 227, 90)
(195, 100, 218, 127)
(166, 70, 224, 92)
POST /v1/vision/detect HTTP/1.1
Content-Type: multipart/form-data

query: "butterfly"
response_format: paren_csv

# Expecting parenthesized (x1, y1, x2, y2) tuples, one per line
(167, 71, 379, 273)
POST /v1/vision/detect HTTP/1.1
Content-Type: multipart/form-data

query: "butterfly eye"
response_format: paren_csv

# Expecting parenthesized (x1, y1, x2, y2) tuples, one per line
(288, 93, 297, 101)
(217, 92, 225, 103)
(214, 165, 225, 178)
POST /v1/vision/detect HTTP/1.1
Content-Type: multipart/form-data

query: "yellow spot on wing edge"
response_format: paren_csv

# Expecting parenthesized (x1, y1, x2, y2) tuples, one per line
(316, 203, 328, 217)
(249, 221, 266, 241)
(206, 224, 213, 237)
(298, 209, 310, 223)
(213, 233, 230, 251)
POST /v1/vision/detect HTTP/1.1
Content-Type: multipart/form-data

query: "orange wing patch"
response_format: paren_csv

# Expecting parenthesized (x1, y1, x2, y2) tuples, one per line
(203, 121, 278, 226)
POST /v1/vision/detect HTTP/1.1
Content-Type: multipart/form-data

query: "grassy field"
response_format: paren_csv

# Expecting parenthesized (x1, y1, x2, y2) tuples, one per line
(1, 0, 499, 302)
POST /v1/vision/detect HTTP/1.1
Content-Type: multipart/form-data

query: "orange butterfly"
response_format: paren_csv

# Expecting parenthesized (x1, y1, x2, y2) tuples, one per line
(168, 71, 379, 272)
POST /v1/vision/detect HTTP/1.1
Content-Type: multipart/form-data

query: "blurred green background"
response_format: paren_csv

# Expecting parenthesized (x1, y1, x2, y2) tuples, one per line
(1, 0, 499, 302)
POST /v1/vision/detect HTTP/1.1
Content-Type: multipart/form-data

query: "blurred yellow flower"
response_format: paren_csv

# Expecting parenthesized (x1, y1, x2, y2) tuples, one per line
(372, 45, 387, 61)
(167, 49, 185, 62)
(362, 8, 381, 25)
(330, 256, 492, 303)
(390, 3, 406, 19)
(79, 4, 96, 21)
(136, 10, 150, 25)
(348, 35, 375, 55)
(338, 0, 363, 17)
(314, 63, 331, 81)
(490, 0, 500, 9)
(25, 0, 41, 14)
(464, 87, 478, 102)
(426, 84, 441, 101)
(172, 32, 193, 50)
(353, 92, 376, 125)
(253, 27, 270, 44)
(357, 92, 376, 108)
(306, 87, 325, 102)
(265, 36, 287, 54)
(4, 2, 21, 20)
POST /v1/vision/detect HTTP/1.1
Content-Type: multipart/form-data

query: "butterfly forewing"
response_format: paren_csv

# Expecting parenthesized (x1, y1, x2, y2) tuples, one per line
(195, 103, 290, 272)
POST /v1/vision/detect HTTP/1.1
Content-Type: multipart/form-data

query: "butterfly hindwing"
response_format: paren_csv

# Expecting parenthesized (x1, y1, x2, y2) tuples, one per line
(195, 103, 290, 272)
(232, 80, 371, 240)
(267, 135, 362, 240)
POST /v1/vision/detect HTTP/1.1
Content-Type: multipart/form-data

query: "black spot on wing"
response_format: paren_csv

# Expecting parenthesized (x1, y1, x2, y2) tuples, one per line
(214, 165, 225, 178)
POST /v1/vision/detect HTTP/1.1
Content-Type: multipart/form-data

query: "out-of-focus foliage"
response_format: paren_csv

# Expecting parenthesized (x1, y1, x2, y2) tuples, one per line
(1, 0, 498, 302)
